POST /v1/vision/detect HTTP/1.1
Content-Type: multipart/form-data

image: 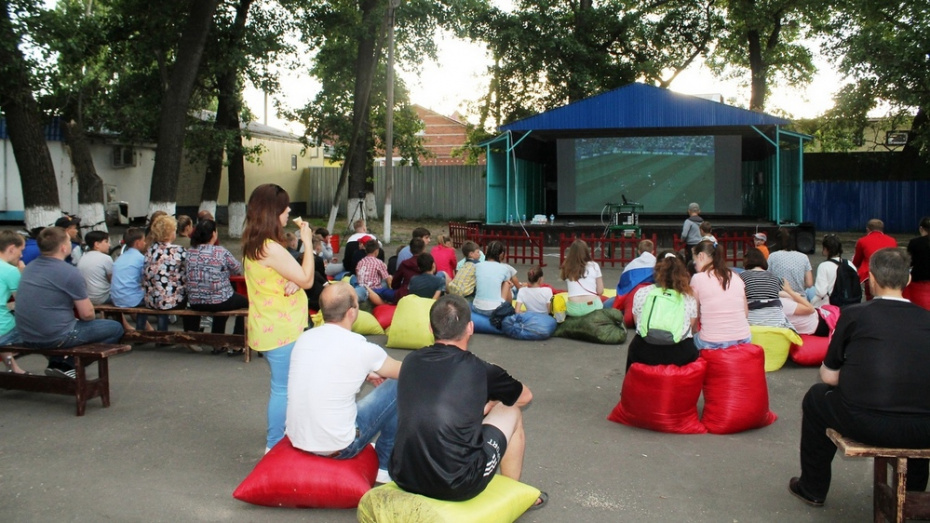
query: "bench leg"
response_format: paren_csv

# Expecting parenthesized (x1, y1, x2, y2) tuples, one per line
(875, 457, 908, 523)
(98, 358, 111, 408)
(74, 357, 88, 417)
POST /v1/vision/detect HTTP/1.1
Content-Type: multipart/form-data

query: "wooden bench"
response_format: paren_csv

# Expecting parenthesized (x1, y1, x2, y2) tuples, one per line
(94, 304, 253, 362)
(828, 428, 930, 522)
(0, 343, 132, 416)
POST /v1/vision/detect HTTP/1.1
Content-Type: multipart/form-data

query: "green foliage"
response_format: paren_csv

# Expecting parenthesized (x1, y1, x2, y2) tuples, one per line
(706, 0, 827, 111)
(287, 0, 450, 168)
(823, 0, 930, 156)
(463, 0, 719, 129)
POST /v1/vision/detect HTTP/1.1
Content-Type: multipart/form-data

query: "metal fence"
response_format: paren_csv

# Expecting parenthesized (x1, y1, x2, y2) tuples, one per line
(673, 232, 755, 266)
(558, 233, 659, 268)
(304, 165, 486, 220)
(447, 222, 546, 266)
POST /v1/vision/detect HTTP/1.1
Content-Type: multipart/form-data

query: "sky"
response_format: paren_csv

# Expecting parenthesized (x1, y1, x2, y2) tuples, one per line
(244, 32, 844, 135)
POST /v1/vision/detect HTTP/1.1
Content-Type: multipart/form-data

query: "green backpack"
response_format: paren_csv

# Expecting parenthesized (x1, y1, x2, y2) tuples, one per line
(637, 287, 686, 345)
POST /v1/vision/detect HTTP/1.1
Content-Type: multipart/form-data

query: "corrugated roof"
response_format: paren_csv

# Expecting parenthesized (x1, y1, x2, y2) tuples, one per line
(500, 83, 789, 132)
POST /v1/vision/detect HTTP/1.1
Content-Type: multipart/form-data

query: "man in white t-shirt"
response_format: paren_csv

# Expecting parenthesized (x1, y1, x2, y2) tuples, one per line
(77, 231, 114, 305)
(286, 282, 402, 483)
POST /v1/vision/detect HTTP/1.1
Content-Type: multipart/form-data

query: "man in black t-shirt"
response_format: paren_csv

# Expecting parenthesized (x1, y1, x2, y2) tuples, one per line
(789, 248, 930, 508)
(390, 295, 544, 507)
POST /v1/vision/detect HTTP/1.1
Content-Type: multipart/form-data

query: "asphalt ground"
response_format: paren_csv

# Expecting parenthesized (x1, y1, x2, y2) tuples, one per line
(0, 227, 913, 522)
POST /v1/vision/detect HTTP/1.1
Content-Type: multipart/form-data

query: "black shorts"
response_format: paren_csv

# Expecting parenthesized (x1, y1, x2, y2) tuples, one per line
(456, 424, 508, 500)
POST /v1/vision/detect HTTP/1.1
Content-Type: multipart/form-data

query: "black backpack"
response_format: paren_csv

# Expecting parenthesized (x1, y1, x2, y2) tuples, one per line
(828, 259, 862, 307)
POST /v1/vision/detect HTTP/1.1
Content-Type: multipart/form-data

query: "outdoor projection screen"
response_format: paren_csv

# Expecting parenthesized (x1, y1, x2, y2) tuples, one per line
(556, 135, 743, 214)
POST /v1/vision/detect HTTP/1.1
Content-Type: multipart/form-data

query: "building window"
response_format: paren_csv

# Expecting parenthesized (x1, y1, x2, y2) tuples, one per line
(291, 154, 298, 170)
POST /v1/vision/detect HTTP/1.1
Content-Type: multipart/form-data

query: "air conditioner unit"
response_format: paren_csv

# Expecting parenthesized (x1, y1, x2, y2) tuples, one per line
(111, 146, 137, 168)
(886, 131, 909, 146)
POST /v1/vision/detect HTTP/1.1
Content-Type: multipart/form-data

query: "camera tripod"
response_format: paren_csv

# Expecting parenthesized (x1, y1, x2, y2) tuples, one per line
(346, 194, 367, 236)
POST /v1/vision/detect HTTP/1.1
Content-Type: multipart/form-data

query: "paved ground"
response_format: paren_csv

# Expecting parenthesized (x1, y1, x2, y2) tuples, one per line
(0, 226, 910, 522)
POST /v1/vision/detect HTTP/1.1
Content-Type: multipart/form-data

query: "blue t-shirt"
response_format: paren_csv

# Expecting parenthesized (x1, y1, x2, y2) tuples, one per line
(0, 259, 21, 337)
(473, 261, 517, 312)
(21, 238, 40, 265)
(16, 256, 88, 342)
(110, 247, 145, 307)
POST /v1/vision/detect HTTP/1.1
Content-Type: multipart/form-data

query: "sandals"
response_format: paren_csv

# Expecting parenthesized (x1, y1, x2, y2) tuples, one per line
(226, 347, 244, 357)
(529, 491, 548, 510)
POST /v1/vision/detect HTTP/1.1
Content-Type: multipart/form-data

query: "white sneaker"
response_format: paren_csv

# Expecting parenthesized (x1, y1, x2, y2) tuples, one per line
(376, 468, 392, 484)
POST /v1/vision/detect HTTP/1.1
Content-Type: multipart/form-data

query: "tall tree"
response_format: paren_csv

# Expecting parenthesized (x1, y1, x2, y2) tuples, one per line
(708, 0, 827, 112)
(0, 0, 61, 229)
(199, 0, 254, 237)
(465, 0, 719, 127)
(35, 0, 112, 232)
(822, 0, 930, 157)
(291, 0, 444, 230)
(147, 0, 220, 217)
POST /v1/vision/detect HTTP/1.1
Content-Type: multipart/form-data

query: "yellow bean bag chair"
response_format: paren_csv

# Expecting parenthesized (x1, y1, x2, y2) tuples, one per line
(385, 295, 435, 349)
(311, 309, 385, 336)
(357, 475, 541, 523)
(749, 326, 802, 372)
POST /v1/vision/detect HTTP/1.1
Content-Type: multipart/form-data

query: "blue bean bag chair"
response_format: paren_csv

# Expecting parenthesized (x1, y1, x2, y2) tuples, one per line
(501, 312, 557, 340)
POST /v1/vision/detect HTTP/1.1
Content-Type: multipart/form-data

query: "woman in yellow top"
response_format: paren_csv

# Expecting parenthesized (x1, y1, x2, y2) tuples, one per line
(242, 184, 315, 452)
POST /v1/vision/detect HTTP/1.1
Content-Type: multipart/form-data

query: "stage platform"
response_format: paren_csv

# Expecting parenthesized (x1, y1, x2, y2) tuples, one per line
(475, 215, 783, 248)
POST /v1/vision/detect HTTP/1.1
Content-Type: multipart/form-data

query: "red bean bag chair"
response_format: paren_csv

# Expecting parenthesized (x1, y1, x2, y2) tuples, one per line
(904, 281, 930, 311)
(699, 344, 777, 434)
(372, 304, 397, 330)
(233, 436, 378, 508)
(607, 359, 707, 434)
(789, 334, 831, 366)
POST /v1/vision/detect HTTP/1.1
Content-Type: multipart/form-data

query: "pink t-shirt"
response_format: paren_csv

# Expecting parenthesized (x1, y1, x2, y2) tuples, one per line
(690, 270, 750, 343)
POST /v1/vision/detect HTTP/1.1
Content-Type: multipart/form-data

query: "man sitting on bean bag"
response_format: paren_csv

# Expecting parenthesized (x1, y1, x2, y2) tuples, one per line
(390, 295, 547, 509)
(287, 282, 403, 484)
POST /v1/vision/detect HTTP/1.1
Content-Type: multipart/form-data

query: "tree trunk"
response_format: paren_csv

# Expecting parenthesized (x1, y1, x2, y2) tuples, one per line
(327, 0, 388, 232)
(60, 119, 108, 232)
(200, 0, 252, 229)
(747, 28, 766, 112)
(349, 0, 387, 220)
(0, 0, 62, 230)
(227, 110, 247, 238)
(148, 0, 220, 216)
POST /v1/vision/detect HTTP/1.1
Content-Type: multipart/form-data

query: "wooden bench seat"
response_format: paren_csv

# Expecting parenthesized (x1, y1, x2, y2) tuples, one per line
(94, 304, 253, 362)
(0, 343, 131, 416)
(828, 428, 930, 522)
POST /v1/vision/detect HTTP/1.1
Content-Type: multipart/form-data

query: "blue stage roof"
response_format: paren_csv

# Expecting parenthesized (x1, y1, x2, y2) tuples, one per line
(500, 83, 790, 132)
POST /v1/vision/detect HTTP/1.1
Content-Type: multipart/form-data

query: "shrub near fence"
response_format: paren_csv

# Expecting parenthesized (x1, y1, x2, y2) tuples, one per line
(559, 233, 659, 268)
(448, 222, 546, 267)
(673, 233, 754, 266)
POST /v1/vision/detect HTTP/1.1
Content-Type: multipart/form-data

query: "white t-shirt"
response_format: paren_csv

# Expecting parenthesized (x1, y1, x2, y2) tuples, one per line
(780, 297, 820, 335)
(286, 324, 389, 453)
(516, 286, 553, 314)
(566, 261, 602, 298)
(77, 250, 113, 305)
(811, 257, 857, 307)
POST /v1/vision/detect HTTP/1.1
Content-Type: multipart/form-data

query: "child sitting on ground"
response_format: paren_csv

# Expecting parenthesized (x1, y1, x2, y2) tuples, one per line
(448, 241, 482, 299)
(356, 238, 394, 306)
(516, 266, 553, 314)
(407, 253, 449, 300)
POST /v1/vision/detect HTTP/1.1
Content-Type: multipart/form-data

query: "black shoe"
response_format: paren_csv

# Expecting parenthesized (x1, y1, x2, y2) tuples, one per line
(44, 367, 77, 379)
(529, 491, 548, 511)
(788, 477, 824, 507)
